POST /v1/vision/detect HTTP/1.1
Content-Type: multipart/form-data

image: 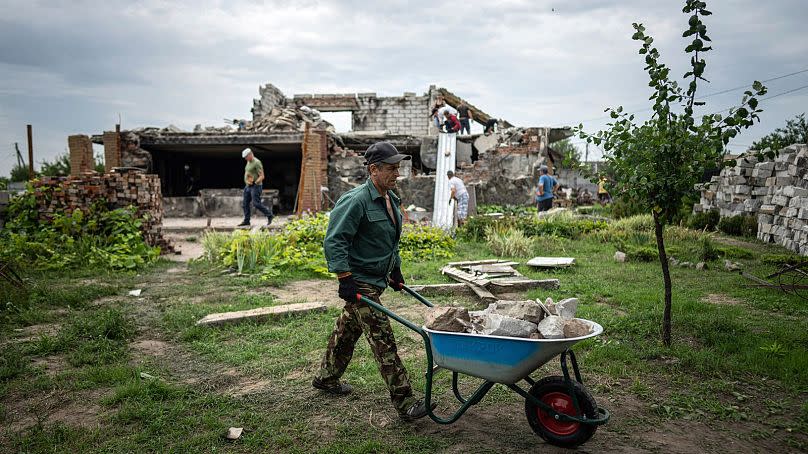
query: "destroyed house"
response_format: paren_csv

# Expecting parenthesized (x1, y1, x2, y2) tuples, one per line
(87, 83, 572, 216)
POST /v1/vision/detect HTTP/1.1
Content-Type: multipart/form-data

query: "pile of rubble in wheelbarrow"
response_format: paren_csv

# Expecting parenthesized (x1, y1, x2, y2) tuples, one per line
(425, 297, 592, 339)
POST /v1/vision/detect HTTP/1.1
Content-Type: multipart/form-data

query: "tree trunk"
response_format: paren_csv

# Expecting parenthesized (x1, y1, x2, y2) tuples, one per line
(653, 211, 673, 346)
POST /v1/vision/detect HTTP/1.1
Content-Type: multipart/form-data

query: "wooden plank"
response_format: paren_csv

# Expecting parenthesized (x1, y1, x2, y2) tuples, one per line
(441, 265, 490, 287)
(469, 284, 497, 304)
(196, 302, 328, 327)
(447, 259, 501, 267)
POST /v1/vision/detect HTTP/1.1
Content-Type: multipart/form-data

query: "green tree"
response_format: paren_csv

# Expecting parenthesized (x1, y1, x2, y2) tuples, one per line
(751, 113, 808, 151)
(39, 153, 71, 176)
(577, 0, 766, 346)
(553, 139, 582, 169)
(10, 164, 30, 182)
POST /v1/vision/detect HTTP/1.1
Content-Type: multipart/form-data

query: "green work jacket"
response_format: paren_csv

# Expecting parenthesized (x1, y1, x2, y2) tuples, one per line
(324, 179, 403, 288)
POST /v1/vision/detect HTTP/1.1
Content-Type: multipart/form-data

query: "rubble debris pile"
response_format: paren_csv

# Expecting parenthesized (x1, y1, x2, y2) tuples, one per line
(424, 306, 471, 333)
(32, 171, 173, 252)
(426, 296, 593, 339)
(694, 144, 808, 255)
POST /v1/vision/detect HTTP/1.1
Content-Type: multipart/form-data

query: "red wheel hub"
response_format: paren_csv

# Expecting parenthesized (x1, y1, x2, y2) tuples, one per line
(537, 391, 581, 436)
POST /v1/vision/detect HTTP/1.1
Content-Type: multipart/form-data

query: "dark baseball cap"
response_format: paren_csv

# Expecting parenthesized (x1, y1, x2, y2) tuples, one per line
(363, 142, 412, 165)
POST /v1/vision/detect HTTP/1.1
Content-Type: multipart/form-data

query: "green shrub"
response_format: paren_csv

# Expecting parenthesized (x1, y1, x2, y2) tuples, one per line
(689, 209, 720, 231)
(762, 254, 804, 266)
(477, 204, 537, 216)
(399, 224, 455, 261)
(0, 192, 159, 270)
(717, 245, 755, 260)
(625, 245, 658, 262)
(485, 226, 534, 257)
(717, 215, 758, 237)
(610, 214, 655, 232)
(200, 214, 455, 277)
(700, 236, 720, 262)
(457, 214, 505, 241)
(609, 196, 646, 219)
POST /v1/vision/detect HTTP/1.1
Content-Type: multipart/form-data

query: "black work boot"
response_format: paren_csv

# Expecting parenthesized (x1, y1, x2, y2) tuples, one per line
(312, 378, 352, 396)
(237, 220, 250, 227)
(399, 399, 437, 422)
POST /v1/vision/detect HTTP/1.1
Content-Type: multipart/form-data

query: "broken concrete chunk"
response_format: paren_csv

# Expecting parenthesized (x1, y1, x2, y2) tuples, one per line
(128, 289, 142, 297)
(555, 298, 578, 320)
(481, 314, 537, 338)
(424, 307, 470, 333)
(488, 300, 544, 324)
(537, 315, 565, 339)
(614, 251, 627, 262)
(563, 319, 592, 338)
(526, 257, 575, 268)
(225, 427, 243, 440)
(696, 262, 707, 270)
(724, 260, 742, 272)
(544, 297, 558, 315)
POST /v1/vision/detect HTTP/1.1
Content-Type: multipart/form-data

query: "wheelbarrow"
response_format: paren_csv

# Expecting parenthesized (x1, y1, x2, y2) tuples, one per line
(358, 285, 610, 448)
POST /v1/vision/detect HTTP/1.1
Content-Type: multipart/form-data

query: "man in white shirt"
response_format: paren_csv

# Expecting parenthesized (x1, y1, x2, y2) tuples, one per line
(447, 170, 469, 226)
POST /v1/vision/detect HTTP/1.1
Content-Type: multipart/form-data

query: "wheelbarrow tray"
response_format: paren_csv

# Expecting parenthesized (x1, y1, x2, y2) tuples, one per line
(424, 319, 603, 384)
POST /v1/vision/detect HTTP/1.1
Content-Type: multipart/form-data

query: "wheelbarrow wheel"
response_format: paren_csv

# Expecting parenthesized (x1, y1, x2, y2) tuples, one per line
(525, 376, 598, 448)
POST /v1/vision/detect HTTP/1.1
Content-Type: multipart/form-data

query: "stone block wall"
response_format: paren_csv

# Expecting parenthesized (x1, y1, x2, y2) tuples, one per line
(694, 144, 808, 255)
(32, 171, 173, 252)
(352, 92, 431, 136)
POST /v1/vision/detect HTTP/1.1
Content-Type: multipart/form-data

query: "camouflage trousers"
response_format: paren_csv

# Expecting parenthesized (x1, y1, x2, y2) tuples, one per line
(316, 281, 415, 413)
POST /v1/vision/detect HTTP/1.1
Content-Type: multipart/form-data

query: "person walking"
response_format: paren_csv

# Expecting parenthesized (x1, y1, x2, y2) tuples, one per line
(536, 165, 558, 212)
(237, 148, 274, 227)
(313, 142, 436, 421)
(447, 170, 469, 226)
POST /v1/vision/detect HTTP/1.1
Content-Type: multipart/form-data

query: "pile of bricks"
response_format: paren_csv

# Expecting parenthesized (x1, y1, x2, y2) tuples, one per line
(694, 144, 808, 255)
(32, 170, 174, 252)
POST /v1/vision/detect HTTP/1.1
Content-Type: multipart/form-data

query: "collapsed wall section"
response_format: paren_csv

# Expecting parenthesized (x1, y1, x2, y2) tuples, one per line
(32, 171, 173, 252)
(695, 144, 808, 255)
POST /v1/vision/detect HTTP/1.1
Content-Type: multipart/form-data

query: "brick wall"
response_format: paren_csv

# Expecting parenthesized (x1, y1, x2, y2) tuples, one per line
(32, 171, 173, 252)
(68, 135, 95, 176)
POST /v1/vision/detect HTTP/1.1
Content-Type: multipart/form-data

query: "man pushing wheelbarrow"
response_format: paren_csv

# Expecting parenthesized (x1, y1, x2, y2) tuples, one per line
(312, 142, 435, 421)
(313, 141, 609, 446)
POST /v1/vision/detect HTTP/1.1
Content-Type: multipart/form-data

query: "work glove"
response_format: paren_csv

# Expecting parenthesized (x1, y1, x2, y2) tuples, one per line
(338, 275, 360, 303)
(389, 267, 405, 291)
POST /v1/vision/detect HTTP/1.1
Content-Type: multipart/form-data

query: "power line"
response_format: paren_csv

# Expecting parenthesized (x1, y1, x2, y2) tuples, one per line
(709, 83, 808, 114)
(573, 67, 808, 125)
(696, 67, 808, 99)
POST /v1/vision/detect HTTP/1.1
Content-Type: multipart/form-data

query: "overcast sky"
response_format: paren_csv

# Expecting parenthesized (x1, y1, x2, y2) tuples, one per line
(1, 0, 806, 176)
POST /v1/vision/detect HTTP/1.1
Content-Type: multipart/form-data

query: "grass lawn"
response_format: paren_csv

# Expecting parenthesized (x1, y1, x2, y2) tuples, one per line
(1, 227, 807, 453)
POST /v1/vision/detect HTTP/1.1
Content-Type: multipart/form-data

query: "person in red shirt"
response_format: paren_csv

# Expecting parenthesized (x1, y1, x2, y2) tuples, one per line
(443, 112, 462, 133)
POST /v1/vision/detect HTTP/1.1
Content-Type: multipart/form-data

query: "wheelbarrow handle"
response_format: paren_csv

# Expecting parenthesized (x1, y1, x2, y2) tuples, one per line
(401, 284, 435, 308)
(357, 294, 426, 336)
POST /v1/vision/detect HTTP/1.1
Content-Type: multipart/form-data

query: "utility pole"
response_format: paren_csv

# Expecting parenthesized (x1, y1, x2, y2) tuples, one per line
(26, 124, 34, 179)
(14, 142, 25, 168)
(585, 142, 590, 173)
